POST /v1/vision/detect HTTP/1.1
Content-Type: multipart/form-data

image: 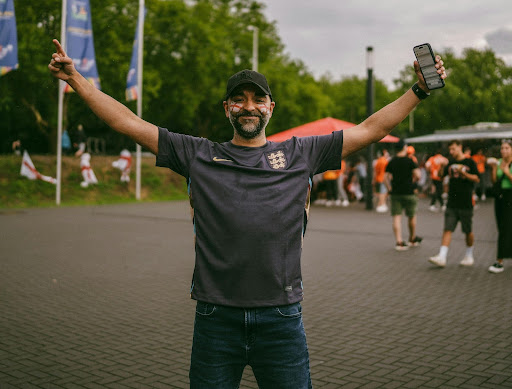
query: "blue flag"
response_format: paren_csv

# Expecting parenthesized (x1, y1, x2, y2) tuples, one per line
(0, 0, 19, 76)
(126, 9, 146, 101)
(65, 0, 100, 92)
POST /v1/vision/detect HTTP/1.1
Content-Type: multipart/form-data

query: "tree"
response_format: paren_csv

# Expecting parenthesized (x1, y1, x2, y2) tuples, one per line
(318, 75, 395, 126)
(0, 0, 61, 153)
(393, 48, 512, 136)
(0, 0, 136, 153)
(5, 1, 509, 156)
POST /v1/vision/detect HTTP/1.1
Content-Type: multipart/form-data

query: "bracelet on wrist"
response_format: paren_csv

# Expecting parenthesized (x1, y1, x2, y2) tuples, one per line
(412, 82, 430, 100)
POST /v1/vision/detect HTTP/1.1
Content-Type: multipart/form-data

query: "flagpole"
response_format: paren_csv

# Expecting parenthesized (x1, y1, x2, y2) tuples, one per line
(252, 26, 258, 72)
(56, 0, 67, 205)
(135, 0, 144, 201)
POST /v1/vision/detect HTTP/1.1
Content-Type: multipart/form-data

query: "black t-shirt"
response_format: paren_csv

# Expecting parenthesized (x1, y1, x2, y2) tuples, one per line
(446, 158, 479, 209)
(156, 127, 343, 307)
(385, 156, 418, 195)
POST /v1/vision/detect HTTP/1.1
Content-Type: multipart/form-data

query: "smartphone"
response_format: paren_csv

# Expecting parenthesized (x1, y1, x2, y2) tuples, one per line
(413, 43, 445, 90)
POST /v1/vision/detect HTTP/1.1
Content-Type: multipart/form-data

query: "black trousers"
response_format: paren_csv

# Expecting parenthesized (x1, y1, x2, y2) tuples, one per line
(324, 180, 338, 200)
(495, 189, 512, 259)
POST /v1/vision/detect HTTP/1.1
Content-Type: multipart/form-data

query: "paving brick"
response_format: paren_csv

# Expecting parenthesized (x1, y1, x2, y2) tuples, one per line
(1, 200, 511, 388)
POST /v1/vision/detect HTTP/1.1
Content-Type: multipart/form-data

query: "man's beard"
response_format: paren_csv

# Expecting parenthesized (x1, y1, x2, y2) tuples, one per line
(229, 109, 270, 140)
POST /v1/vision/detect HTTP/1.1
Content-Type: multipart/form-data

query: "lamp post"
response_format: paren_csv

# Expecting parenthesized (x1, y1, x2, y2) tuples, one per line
(365, 46, 375, 210)
(249, 26, 259, 71)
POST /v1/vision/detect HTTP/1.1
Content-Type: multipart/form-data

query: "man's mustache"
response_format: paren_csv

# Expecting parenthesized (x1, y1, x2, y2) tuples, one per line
(233, 109, 263, 119)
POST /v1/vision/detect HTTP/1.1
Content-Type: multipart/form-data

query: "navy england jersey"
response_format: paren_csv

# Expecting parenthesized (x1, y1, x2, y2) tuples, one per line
(156, 127, 343, 307)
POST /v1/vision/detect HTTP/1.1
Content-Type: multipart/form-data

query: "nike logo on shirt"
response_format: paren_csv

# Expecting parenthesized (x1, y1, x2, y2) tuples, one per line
(213, 157, 233, 162)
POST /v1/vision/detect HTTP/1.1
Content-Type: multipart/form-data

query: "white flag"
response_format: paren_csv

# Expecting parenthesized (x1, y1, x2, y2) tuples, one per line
(20, 150, 57, 184)
(80, 153, 98, 188)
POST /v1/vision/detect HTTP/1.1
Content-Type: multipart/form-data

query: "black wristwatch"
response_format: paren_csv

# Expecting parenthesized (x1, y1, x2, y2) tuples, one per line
(412, 82, 430, 100)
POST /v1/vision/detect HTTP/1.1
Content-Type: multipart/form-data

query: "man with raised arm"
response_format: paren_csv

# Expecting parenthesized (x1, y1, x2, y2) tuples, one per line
(49, 39, 446, 389)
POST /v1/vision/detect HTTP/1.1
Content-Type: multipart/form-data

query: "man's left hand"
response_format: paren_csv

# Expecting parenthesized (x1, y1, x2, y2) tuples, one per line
(414, 55, 446, 93)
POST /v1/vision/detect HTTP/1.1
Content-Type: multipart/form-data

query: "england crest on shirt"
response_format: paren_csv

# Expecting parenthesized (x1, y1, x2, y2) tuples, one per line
(266, 150, 287, 170)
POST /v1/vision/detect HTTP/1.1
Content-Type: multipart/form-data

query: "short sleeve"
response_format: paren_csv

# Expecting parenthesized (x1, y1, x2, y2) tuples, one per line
(155, 127, 208, 177)
(295, 131, 344, 174)
(468, 159, 479, 175)
(385, 159, 393, 173)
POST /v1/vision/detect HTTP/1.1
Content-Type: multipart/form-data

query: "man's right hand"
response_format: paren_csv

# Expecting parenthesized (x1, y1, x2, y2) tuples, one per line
(48, 39, 76, 81)
(47, 39, 160, 156)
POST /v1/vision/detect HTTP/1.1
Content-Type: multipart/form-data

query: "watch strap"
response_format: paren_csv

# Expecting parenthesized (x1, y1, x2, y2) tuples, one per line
(412, 82, 430, 100)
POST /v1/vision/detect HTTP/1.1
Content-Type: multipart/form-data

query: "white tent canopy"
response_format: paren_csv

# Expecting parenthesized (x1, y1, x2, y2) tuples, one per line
(406, 122, 512, 144)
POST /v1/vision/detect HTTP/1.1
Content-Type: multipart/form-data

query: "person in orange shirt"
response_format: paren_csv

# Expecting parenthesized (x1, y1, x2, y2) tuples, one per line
(472, 149, 487, 200)
(425, 151, 448, 211)
(407, 145, 418, 164)
(374, 150, 390, 212)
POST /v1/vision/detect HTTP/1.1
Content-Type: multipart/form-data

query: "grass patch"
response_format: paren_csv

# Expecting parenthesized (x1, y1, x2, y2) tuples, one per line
(0, 154, 188, 209)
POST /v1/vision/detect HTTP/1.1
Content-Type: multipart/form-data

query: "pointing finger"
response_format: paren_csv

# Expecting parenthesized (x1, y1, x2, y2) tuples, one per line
(52, 39, 66, 57)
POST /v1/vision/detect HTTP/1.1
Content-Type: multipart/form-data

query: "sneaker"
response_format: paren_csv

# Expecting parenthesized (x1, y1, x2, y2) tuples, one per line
(460, 256, 474, 266)
(342, 200, 350, 207)
(481, 194, 486, 201)
(441, 205, 447, 212)
(325, 200, 334, 207)
(488, 262, 504, 273)
(395, 242, 409, 251)
(429, 255, 446, 267)
(334, 199, 342, 207)
(409, 236, 423, 247)
(429, 205, 439, 212)
(376, 205, 388, 213)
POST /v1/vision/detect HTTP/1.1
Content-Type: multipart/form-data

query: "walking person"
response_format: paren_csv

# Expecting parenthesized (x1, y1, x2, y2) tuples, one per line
(355, 157, 367, 202)
(336, 160, 350, 207)
(374, 149, 390, 213)
(322, 169, 339, 207)
(425, 150, 448, 211)
(471, 148, 487, 201)
(49, 38, 446, 388)
(347, 161, 364, 202)
(429, 140, 480, 268)
(385, 140, 422, 251)
(488, 140, 512, 273)
(74, 124, 87, 157)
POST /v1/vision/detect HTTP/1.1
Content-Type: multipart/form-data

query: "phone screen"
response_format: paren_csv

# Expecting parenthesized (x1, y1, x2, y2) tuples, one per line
(413, 44, 444, 90)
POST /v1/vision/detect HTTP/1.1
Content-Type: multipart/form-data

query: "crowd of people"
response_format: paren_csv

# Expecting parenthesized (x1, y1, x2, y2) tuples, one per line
(311, 138, 512, 275)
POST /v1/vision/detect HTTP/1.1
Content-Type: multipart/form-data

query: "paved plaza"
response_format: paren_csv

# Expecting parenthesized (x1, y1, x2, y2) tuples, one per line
(1, 198, 511, 388)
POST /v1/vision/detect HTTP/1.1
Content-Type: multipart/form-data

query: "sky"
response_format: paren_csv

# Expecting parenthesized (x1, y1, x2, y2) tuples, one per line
(258, 0, 512, 89)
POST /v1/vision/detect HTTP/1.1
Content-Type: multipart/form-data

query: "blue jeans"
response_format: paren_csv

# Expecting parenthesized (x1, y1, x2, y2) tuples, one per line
(189, 301, 313, 389)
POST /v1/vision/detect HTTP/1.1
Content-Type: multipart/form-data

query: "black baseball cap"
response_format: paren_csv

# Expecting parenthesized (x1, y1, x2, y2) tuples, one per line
(224, 69, 272, 101)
